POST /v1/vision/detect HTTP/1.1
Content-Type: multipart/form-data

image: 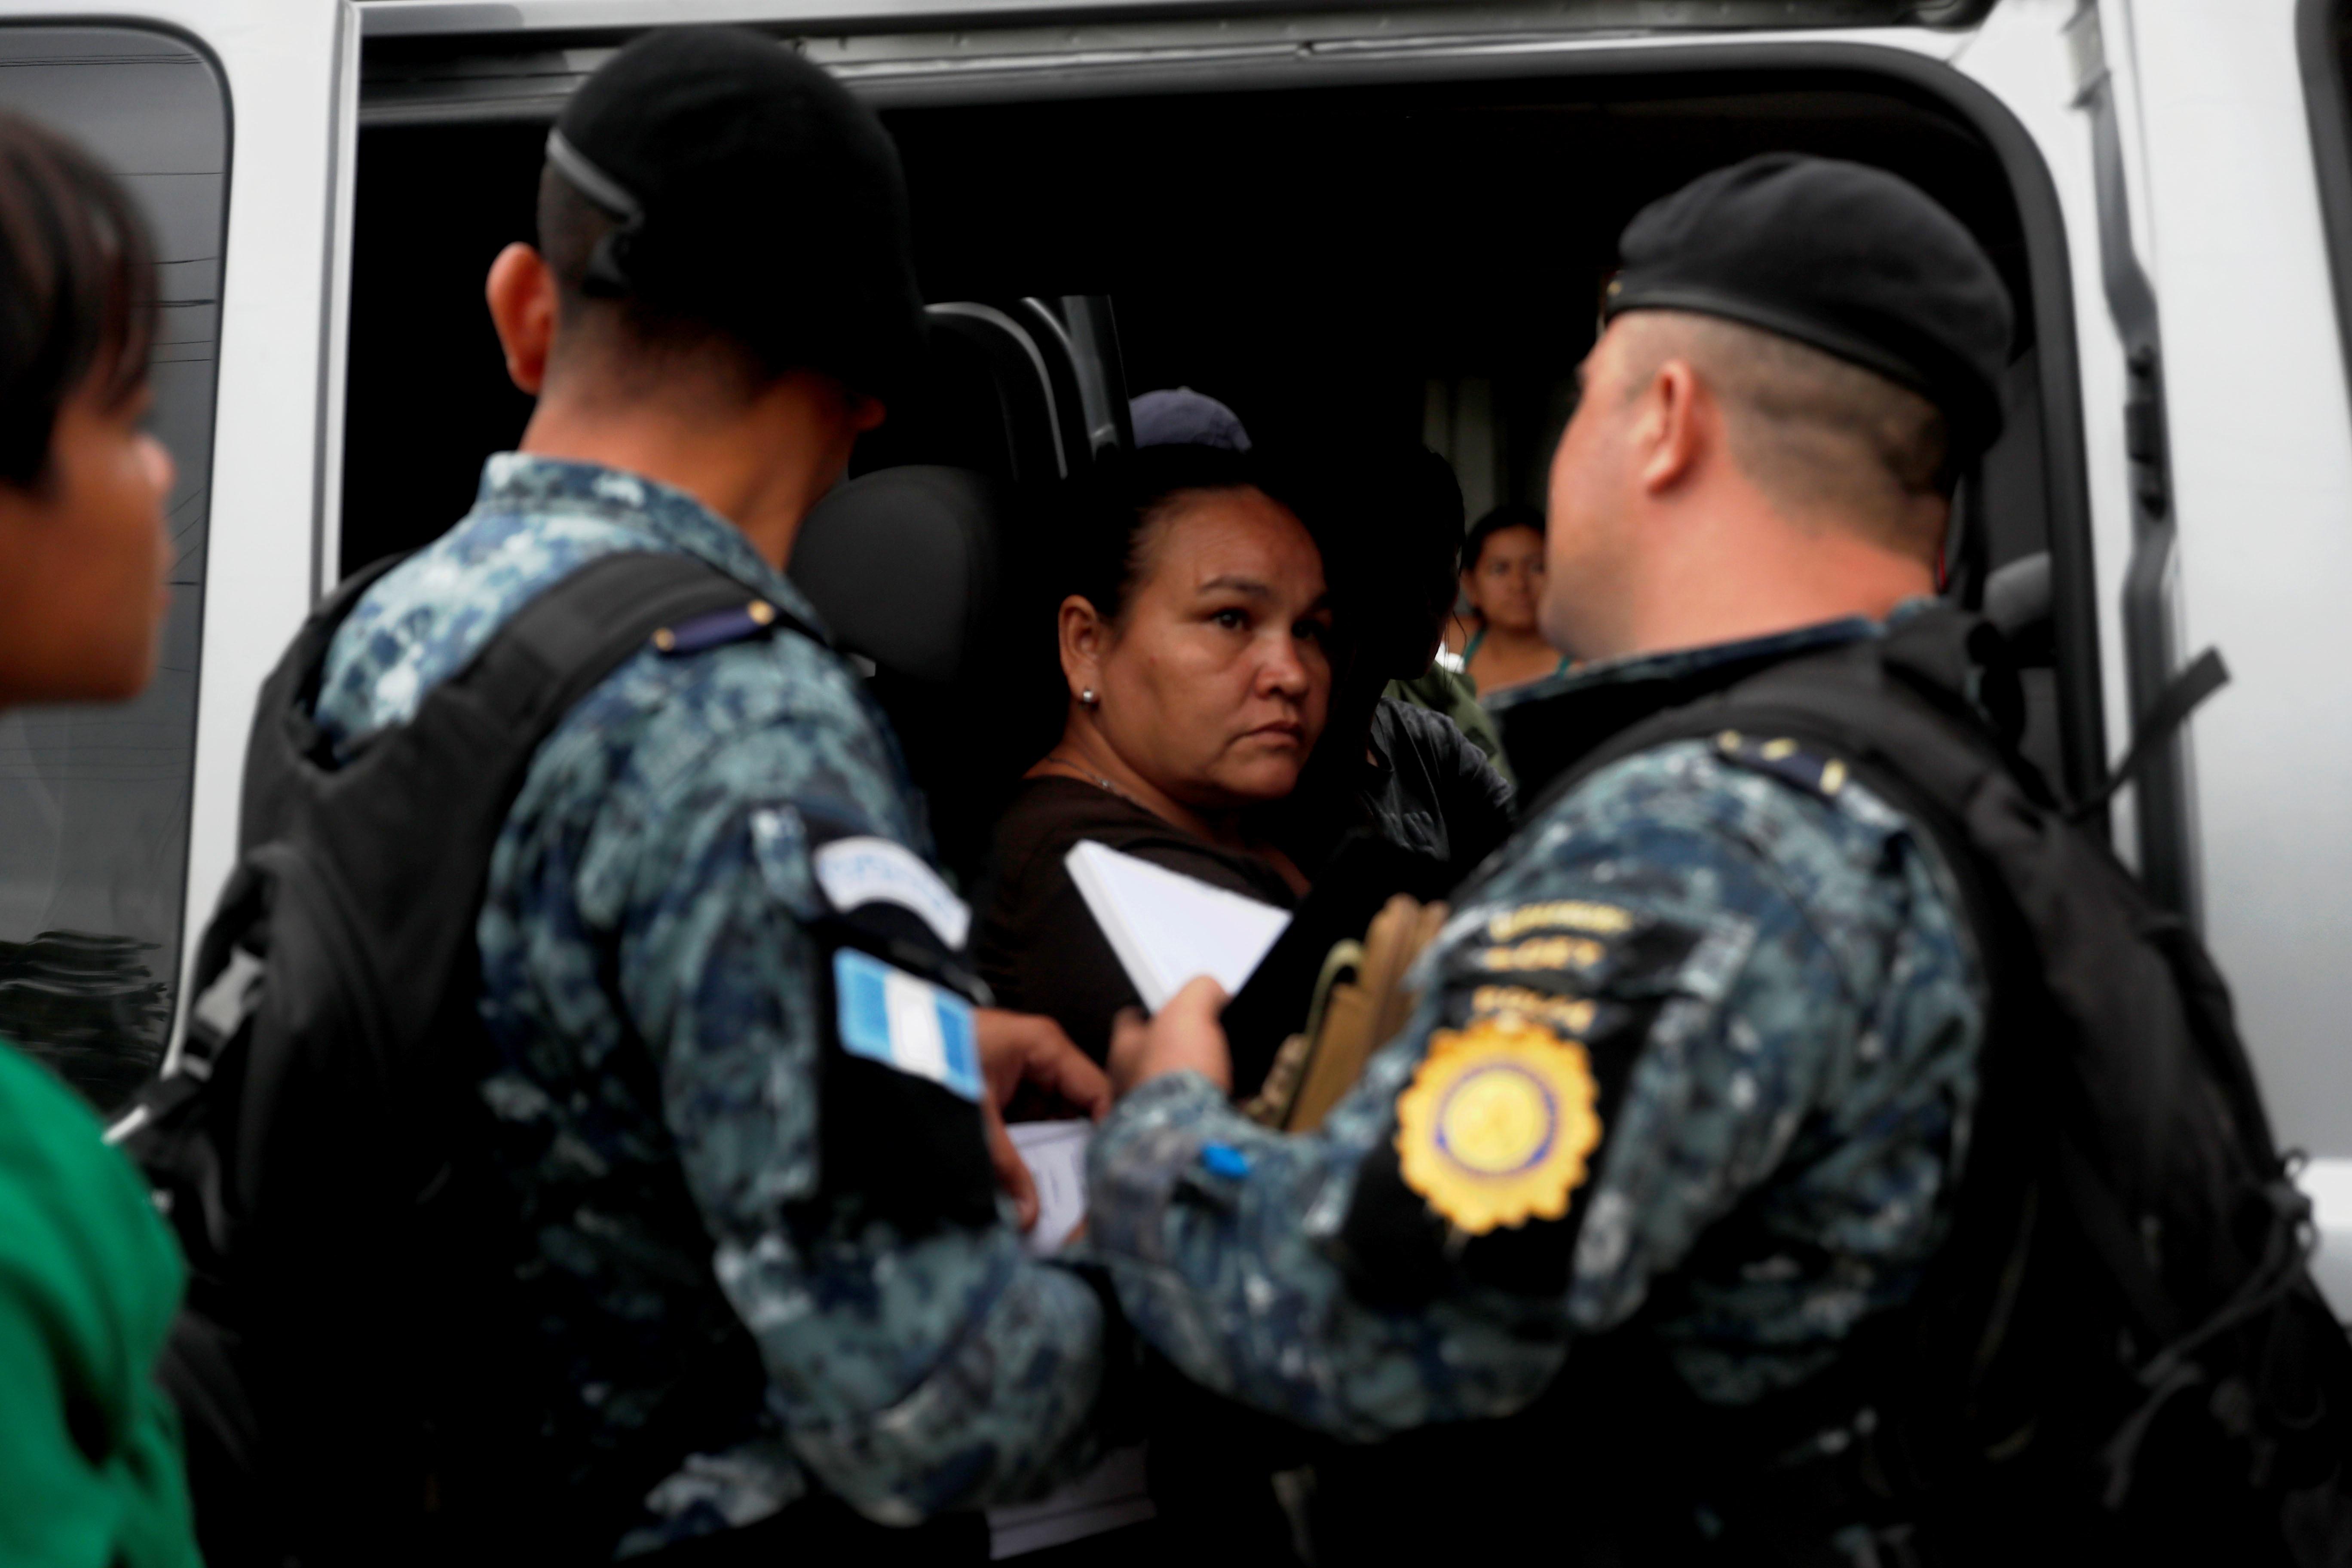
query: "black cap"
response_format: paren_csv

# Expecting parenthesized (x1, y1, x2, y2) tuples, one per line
(548, 27, 923, 399)
(1604, 153, 2015, 459)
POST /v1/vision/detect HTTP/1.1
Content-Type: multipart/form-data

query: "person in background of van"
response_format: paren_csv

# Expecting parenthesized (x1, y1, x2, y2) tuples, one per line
(974, 444, 1332, 1064)
(0, 111, 202, 1568)
(309, 32, 1115, 1559)
(1275, 444, 1515, 881)
(1378, 447, 1511, 780)
(1458, 502, 1565, 700)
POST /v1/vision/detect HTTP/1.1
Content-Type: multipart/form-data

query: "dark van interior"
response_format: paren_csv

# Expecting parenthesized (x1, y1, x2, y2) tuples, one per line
(344, 49, 2098, 883)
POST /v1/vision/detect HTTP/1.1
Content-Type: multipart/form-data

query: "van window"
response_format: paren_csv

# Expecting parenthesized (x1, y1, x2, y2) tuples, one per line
(0, 27, 227, 1111)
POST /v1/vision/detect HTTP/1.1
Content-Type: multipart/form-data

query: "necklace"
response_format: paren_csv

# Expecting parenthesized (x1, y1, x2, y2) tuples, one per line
(1042, 751, 1140, 806)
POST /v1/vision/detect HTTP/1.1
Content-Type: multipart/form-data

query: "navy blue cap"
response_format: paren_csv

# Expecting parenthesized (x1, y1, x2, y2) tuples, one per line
(1130, 387, 1253, 453)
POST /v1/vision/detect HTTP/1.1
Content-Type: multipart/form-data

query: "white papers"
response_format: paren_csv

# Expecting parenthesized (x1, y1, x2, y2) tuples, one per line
(1063, 839, 1291, 1011)
(987, 1118, 1155, 1558)
(1008, 1119, 1091, 1257)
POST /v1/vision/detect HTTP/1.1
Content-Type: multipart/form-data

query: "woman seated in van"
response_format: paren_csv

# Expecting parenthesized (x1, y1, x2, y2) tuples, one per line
(1458, 502, 1566, 700)
(974, 444, 1332, 1062)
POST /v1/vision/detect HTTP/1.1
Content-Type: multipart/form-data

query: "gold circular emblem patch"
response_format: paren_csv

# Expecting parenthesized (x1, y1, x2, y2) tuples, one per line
(1394, 1018, 1603, 1235)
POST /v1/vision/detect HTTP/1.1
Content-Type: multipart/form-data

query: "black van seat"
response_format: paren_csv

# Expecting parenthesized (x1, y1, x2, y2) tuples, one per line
(851, 299, 1132, 487)
(790, 464, 1051, 884)
(791, 466, 1000, 686)
(814, 298, 1134, 882)
(850, 304, 1068, 484)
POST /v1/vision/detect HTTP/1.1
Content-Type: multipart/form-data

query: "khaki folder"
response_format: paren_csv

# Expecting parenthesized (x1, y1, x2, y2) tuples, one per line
(1243, 894, 1450, 1133)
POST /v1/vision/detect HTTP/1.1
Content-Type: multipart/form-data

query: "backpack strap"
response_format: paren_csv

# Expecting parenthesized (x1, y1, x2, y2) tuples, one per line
(280, 551, 823, 768)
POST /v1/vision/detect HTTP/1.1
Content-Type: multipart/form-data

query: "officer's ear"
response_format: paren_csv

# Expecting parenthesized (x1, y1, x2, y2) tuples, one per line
(485, 242, 559, 396)
(1635, 355, 1709, 498)
(1057, 593, 1111, 704)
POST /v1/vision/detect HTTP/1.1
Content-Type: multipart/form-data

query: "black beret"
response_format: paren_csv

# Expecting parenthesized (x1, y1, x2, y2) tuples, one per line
(548, 27, 923, 400)
(1604, 153, 2015, 459)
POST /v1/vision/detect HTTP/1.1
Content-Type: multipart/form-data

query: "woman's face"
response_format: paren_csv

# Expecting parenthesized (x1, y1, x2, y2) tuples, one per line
(1463, 524, 1546, 636)
(0, 380, 174, 706)
(1078, 487, 1333, 809)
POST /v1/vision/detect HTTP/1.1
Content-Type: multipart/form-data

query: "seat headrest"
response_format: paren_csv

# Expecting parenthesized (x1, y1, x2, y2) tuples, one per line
(790, 465, 1000, 685)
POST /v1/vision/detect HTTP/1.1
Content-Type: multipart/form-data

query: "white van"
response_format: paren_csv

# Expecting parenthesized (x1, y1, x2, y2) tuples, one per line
(2, 0, 2349, 1305)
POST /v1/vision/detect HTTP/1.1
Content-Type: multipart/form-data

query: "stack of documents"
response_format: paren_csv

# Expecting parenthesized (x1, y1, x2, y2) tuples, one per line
(986, 1119, 1155, 1558)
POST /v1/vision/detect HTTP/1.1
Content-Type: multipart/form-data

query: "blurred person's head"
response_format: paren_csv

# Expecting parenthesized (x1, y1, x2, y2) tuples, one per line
(1054, 446, 1333, 814)
(1340, 446, 1465, 680)
(1461, 504, 1546, 640)
(481, 28, 922, 561)
(0, 111, 171, 708)
(1544, 154, 2010, 663)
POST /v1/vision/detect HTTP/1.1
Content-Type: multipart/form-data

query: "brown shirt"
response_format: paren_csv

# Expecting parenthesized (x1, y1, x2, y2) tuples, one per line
(974, 776, 1298, 1063)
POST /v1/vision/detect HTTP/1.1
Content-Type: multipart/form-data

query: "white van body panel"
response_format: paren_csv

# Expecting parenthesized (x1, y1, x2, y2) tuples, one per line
(2130, 6, 2352, 1144)
(2124, 0, 2352, 1302)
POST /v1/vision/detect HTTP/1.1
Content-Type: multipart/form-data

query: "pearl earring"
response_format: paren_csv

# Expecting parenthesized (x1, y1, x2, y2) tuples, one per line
(1080, 687, 1099, 707)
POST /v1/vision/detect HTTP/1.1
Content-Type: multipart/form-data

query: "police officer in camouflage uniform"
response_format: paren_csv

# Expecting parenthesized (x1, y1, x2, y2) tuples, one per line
(1084, 155, 2014, 1559)
(312, 30, 1116, 1560)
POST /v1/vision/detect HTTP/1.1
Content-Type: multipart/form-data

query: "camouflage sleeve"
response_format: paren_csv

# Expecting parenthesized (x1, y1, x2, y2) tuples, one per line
(610, 723, 1108, 1521)
(1084, 739, 1980, 1436)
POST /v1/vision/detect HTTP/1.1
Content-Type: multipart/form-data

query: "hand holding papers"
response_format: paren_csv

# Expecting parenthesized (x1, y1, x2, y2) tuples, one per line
(1108, 976, 1233, 1097)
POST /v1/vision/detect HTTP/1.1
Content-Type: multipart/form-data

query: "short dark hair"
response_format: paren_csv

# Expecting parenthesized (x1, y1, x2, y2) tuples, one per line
(536, 164, 767, 397)
(1620, 310, 1953, 555)
(0, 111, 155, 487)
(1057, 444, 1285, 627)
(1304, 444, 1465, 678)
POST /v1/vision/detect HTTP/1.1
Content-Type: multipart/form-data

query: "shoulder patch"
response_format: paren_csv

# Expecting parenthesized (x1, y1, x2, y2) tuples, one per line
(1710, 728, 1850, 800)
(1444, 903, 1700, 999)
(1394, 1017, 1603, 1235)
(813, 836, 971, 951)
(832, 948, 983, 1103)
(652, 599, 780, 657)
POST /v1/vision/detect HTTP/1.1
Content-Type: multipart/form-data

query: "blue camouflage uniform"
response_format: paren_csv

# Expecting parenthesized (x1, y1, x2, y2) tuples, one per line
(315, 454, 1106, 1553)
(1084, 616, 1984, 1439)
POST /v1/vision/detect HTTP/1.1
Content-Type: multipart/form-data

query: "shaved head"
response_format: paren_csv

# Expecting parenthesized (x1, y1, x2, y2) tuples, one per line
(1609, 310, 1953, 561)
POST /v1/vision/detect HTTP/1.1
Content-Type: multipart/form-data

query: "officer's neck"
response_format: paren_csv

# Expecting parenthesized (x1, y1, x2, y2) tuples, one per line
(1595, 498, 1938, 663)
(518, 373, 862, 571)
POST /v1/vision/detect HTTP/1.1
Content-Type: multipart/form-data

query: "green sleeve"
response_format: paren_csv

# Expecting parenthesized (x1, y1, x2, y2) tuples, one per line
(1387, 667, 1516, 786)
(0, 1043, 201, 1568)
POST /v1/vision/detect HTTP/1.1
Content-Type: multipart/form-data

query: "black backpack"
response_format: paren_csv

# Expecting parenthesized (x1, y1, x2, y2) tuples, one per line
(1533, 606, 2352, 1562)
(110, 550, 804, 1566)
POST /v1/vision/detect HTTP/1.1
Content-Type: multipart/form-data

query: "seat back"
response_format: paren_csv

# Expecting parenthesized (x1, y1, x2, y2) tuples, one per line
(791, 465, 1058, 884)
(818, 297, 1134, 882)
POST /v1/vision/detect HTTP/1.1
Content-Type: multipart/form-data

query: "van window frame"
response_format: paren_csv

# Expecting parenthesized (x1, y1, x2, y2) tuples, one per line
(0, 20, 233, 1109)
(353, 30, 2105, 805)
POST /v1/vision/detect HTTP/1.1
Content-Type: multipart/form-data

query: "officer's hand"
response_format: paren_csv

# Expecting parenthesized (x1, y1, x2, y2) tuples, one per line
(974, 1008, 1111, 1232)
(1107, 976, 1232, 1098)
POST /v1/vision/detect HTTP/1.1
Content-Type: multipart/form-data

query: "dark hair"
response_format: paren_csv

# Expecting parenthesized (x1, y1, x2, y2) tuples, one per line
(1462, 502, 1544, 575)
(537, 165, 769, 392)
(1299, 444, 1465, 679)
(1057, 444, 1278, 625)
(0, 111, 156, 487)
